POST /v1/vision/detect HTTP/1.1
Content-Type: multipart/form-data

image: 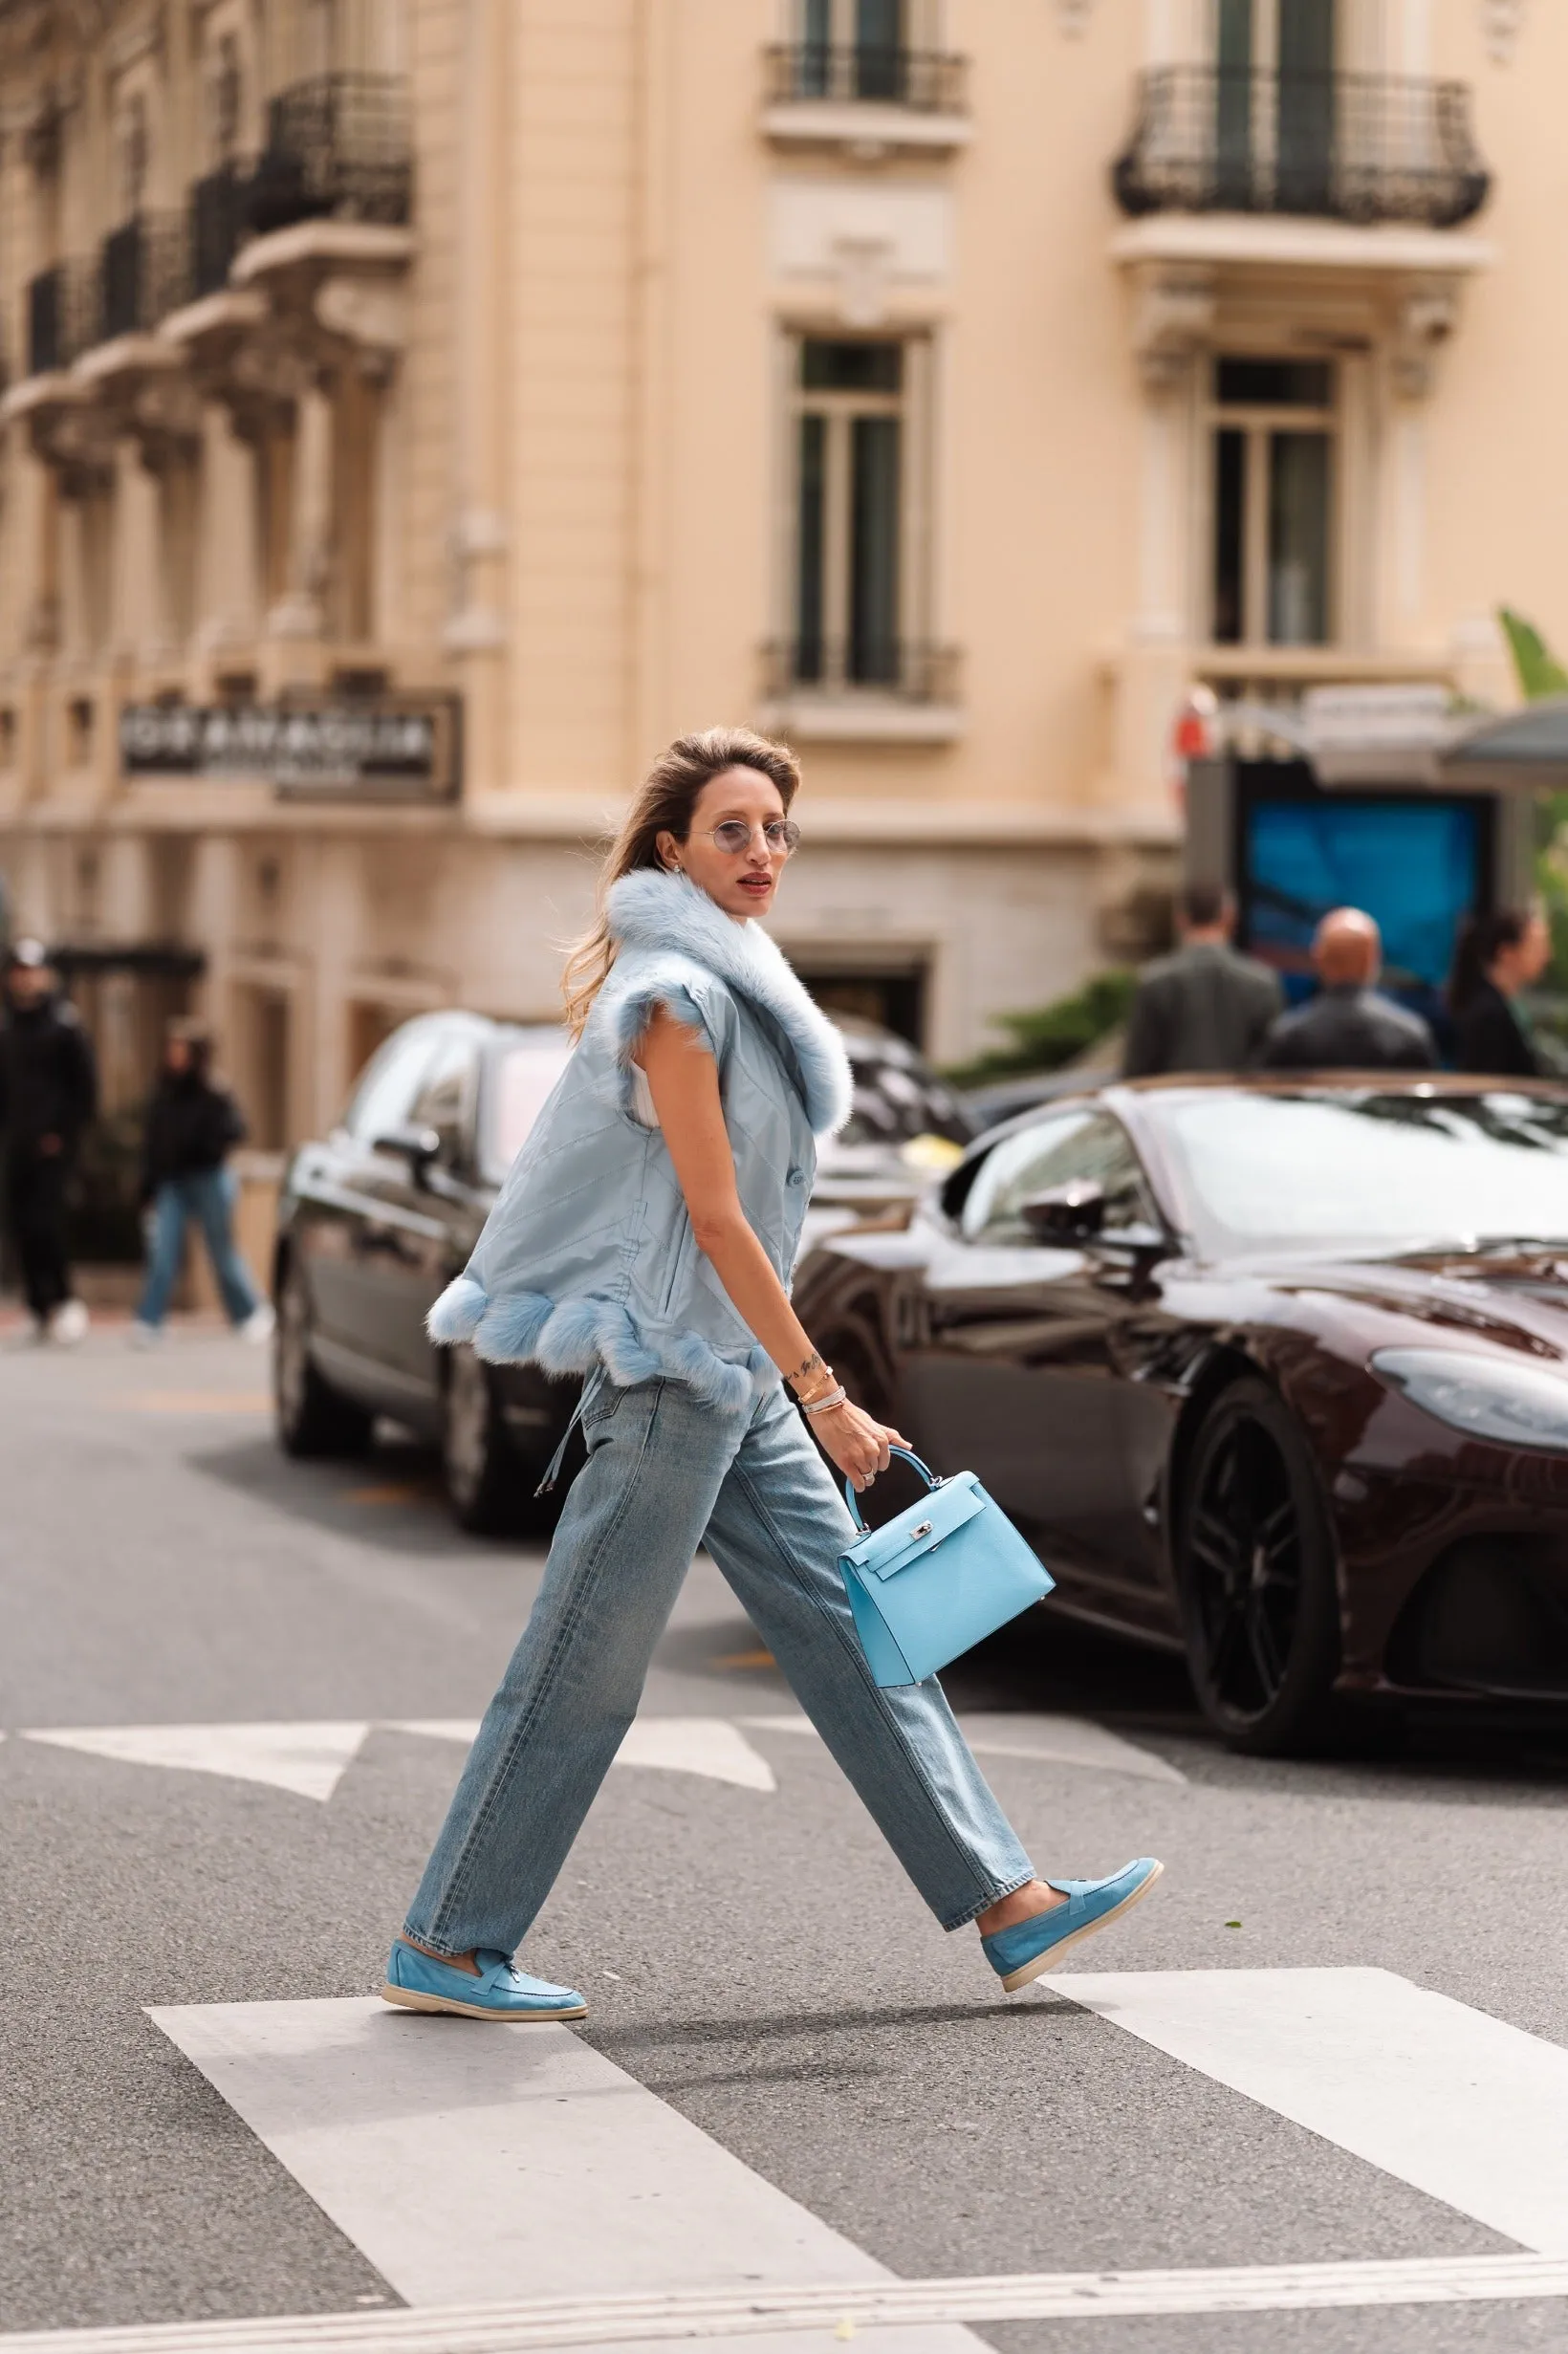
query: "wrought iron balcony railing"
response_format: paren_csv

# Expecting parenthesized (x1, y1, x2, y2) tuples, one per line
(764, 639, 961, 703)
(190, 163, 252, 297)
(99, 214, 190, 341)
(764, 43, 968, 113)
(27, 260, 94, 374)
(1112, 67, 1489, 229)
(247, 72, 413, 235)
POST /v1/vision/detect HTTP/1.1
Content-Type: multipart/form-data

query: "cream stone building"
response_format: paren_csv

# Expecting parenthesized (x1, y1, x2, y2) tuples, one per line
(0, 0, 1551, 1147)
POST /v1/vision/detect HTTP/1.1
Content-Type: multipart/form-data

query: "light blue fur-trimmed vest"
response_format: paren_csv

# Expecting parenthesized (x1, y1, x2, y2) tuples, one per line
(426, 868, 853, 1412)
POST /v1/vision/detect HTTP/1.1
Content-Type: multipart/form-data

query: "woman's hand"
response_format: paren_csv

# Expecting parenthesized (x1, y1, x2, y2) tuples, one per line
(812, 1398, 909, 1493)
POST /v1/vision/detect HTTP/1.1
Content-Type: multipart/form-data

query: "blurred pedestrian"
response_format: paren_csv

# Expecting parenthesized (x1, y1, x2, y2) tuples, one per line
(1261, 909, 1437, 1072)
(0, 940, 97, 1343)
(1448, 906, 1551, 1079)
(1122, 883, 1281, 1079)
(132, 1022, 273, 1347)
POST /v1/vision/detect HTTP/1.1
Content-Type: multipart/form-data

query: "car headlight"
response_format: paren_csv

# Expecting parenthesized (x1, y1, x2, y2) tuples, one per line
(1370, 1348, 1568, 1450)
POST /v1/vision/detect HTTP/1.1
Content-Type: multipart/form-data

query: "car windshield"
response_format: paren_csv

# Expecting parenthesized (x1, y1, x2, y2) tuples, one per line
(839, 1054, 973, 1148)
(483, 1035, 573, 1180)
(1157, 1089, 1568, 1258)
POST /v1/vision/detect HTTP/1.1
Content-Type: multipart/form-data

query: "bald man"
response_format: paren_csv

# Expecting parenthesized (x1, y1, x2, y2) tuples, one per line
(1260, 908, 1438, 1072)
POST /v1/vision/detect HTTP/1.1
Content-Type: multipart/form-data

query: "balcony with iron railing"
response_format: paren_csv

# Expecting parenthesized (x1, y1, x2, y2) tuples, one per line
(98, 213, 192, 341)
(1112, 67, 1489, 229)
(246, 73, 413, 235)
(26, 260, 94, 376)
(762, 42, 969, 152)
(190, 163, 253, 298)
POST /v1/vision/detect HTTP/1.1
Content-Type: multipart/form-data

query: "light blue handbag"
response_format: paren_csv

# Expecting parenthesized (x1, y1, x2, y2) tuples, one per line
(838, 1449, 1056, 1689)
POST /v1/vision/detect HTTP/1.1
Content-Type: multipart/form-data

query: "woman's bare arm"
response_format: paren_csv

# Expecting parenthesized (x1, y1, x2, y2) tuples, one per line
(637, 1005, 902, 1486)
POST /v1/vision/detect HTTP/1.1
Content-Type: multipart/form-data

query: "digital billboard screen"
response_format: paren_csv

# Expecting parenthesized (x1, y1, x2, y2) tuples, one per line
(1237, 774, 1492, 1024)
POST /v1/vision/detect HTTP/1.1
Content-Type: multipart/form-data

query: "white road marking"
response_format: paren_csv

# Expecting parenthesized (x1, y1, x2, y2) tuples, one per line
(1047, 1967, 1568, 2254)
(14, 1717, 778, 1800)
(740, 1709, 1185, 1786)
(20, 1722, 372, 1803)
(613, 1716, 776, 1791)
(8, 2255, 1568, 2353)
(393, 1717, 778, 1792)
(385, 1719, 482, 1745)
(147, 1996, 975, 2354)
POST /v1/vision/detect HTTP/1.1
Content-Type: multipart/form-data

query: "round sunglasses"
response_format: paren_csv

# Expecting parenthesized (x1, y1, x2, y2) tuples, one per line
(693, 818, 801, 857)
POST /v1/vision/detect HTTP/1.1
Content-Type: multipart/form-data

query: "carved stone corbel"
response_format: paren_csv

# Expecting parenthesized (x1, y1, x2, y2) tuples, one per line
(313, 274, 407, 381)
(1128, 263, 1216, 393)
(1391, 277, 1460, 400)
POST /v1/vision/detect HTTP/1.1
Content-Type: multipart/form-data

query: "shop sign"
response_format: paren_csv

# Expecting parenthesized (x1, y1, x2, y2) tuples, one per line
(120, 696, 462, 800)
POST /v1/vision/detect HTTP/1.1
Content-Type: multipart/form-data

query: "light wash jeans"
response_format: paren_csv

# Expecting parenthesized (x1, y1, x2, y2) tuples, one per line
(137, 1168, 262, 1329)
(404, 1375, 1035, 1955)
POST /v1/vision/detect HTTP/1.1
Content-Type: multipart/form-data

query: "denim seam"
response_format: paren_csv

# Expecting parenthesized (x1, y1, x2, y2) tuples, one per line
(732, 1458, 1031, 1932)
(415, 1383, 666, 1951)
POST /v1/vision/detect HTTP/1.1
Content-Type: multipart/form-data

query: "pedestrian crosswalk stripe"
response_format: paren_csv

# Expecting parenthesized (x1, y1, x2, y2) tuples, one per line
(7, 2254, 1568, 2351)
(146, 1996, 976, 2351)
(1047, 1967, 1568, 2255)
(740, 1709, 1185, 1785)
(20, 1722, 372, 1803)
(11, 1710, 1177, 1802)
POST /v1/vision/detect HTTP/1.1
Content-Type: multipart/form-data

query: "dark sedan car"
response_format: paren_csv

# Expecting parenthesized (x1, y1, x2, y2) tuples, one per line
(273, 1005, 972, 1531)
(273, 1012, 577, 1530)
(791, 1077, 1568, 1752)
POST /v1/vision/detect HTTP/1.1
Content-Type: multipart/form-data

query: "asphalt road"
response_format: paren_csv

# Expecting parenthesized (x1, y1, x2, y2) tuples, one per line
(4, 1323, 1568, 2353)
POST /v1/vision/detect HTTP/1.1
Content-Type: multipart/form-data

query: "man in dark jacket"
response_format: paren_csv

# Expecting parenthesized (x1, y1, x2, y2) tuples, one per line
(1261, 908, 1437, 1072)
(1122, 883, 1282, 1079)
(0, 941, 98, 1340)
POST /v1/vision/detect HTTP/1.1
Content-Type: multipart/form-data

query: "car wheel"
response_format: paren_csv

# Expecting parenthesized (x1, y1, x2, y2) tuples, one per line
(442, 1345, 523, 1534)
(1177, 1377, 1339, 1755)
(274, 1259, 374, 1459)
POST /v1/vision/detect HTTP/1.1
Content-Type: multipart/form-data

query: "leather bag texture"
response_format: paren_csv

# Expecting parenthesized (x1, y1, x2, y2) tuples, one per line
(838, 1449, 1056, 1688)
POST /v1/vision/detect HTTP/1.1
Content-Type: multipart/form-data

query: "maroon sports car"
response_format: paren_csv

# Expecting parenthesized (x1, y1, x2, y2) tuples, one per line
(792, 1077, 1568, 1752)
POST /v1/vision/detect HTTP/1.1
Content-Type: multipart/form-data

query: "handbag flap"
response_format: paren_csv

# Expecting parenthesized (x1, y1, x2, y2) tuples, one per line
(840, 1472, 988, 1583)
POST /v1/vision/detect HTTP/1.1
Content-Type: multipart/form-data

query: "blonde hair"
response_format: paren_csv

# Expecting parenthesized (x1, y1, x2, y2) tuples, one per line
(561, 727, 801, 1037)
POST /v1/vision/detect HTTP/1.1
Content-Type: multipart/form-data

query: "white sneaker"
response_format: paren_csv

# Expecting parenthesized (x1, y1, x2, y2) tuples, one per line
(239, 1302, 275, 1345)
(128, 1320, 163, 1349)
(49, 1299, 89, 1345)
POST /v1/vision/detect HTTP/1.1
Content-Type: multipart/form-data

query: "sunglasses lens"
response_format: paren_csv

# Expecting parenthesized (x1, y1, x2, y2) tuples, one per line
(765, 822, 800, 853)
(713, 821, 751, 852)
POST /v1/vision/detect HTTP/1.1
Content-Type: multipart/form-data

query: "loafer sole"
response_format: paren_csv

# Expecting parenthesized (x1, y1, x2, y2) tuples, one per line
(999, 1860, 1165, 1993)
(381, 1980, 588, 2022)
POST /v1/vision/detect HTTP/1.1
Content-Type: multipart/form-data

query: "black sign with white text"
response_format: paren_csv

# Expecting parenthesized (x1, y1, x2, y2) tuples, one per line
(120, 697, 461, 800)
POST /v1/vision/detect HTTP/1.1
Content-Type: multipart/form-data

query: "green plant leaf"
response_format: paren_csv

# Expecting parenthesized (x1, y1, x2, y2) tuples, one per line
(1499, 607, 1568, 702)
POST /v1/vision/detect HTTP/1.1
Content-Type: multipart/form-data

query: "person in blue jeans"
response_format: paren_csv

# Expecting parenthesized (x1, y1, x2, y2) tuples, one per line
(385, 728, 1163, 2023)
(132, 1023, 273, 1346)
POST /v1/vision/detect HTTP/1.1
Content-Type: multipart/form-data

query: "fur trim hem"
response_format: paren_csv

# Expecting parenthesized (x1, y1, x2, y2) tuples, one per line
(425, 1275, 489, 1344)
(431, 1274, 774, 1412)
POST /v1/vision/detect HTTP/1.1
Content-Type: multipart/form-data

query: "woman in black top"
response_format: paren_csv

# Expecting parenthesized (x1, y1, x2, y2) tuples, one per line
(132, 1023, 272, 1344)
(1448, 907, 1552, 1078)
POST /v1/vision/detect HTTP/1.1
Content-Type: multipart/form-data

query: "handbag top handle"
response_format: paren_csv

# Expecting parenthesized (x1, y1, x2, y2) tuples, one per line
(843, 1445, 940, 1531)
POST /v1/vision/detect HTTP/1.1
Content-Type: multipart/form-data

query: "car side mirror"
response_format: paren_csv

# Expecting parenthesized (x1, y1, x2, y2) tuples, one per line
(1020, 1181, 1106, 1242)
(373, 1123, 443, 1181)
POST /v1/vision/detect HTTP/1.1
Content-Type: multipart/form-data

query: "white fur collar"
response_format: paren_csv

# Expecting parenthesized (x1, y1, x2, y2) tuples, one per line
(605, 868, 853, 1138)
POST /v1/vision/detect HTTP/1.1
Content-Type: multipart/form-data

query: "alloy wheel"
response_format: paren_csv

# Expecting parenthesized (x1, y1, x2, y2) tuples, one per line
(1187, 1413, 1303, 1727)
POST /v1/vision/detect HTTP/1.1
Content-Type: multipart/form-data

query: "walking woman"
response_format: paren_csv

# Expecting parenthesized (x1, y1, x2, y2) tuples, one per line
(132, 1022, 273, 1345)
(385, 729, 1161, 2021)
(1448, 907, 1552, 1079)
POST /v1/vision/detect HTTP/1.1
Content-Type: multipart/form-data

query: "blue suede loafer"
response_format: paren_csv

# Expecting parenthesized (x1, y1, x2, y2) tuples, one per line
(381, 1939, 588, 2021)
(982, 1858, 1164, 1992)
